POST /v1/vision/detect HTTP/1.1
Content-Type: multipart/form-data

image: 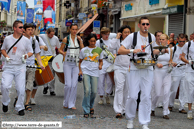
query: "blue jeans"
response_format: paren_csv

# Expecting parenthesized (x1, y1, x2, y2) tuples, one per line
(82, 74, 98, 114)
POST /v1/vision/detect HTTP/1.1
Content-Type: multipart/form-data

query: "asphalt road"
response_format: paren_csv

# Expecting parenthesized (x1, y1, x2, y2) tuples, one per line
(0, 72, 194, 129)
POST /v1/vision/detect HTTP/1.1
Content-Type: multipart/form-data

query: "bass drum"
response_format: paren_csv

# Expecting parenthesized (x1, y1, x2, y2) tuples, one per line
(35, 65, 54, 86)
(52, 54, 65, 84)
(106, 64, 115, 85)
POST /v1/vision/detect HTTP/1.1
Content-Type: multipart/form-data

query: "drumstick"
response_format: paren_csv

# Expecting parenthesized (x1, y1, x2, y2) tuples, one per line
(142, 41, 154, 51)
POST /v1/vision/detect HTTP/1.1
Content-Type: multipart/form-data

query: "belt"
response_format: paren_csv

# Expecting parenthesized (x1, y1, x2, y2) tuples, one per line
(177, 64, 186, 67)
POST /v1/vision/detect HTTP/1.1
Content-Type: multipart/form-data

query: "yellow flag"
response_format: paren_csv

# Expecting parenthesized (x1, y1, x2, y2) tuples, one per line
(35, 56, 53, 74)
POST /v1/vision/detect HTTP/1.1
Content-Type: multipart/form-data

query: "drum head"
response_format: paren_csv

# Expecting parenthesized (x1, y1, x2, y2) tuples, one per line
(52, 54, 64, 73)
(106, 64, 114, 73)
(136, 52, 147, 57)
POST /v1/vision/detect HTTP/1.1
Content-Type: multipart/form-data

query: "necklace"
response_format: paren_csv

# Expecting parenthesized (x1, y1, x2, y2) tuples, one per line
(141, 36, 147, 46)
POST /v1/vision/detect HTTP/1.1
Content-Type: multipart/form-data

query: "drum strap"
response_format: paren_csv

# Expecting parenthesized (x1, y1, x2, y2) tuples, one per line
(172, 45, 177, 59)
(187, 41, 191, 60)
(100, 39, 105, 50)
(7, 35, 23, 54)
(46, 35, 55, 56)
(131, 32, 154, 62)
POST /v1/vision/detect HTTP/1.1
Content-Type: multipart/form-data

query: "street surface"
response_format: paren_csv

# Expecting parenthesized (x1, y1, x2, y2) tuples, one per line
(0, 72, 194, 129)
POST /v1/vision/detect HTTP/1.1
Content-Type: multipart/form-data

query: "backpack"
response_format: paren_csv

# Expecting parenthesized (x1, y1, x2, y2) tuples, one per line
(131, 32, 154, 61)
(172, 45, 177, 59)
(64, 35, 80, 52)
(187, 41, 191, 59)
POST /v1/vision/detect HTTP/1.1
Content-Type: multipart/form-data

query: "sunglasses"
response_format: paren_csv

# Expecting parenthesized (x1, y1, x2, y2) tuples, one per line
(179, 41, 185, 43)
(18, 26, 23, 29)
(142, 23, 150, 26)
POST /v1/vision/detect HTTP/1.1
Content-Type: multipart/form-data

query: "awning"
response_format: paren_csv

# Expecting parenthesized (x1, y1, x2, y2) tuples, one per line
(77, 14, 98, 34)
(120, 11, 162, 20)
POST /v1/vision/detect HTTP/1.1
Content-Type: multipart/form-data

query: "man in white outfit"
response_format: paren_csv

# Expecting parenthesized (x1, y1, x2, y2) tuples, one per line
(169, 34, 187, 114)
(96, 27, 115, 105)
(118, 17, 156, 129)
(1, 20, 33, 116)
(181, 36, 194, 120)
(39, 28, 60, 96)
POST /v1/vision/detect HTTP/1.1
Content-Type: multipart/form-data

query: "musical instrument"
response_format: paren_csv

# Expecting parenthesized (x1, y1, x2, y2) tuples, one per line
(106, 64, 115, 85)
(35, 65, 54, 86)
(136, 52, 148, 57)
(153, 45, 168, 55)
(133, 58, 157, 69)
(102, 45, 115, 64)
(52, 54, 65, 84)
(26, 65, 41, 69)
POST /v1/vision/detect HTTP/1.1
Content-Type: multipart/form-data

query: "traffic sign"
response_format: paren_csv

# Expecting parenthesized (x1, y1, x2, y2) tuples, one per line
(93, 20, 100, 28)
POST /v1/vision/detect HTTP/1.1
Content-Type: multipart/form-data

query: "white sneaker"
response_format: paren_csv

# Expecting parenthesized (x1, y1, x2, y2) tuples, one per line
(142, 125, 149, 129)
(187, 111, 193, 120)
(105, 96, 110, 104)
(98, 99, 104, 105)
(127, 120, 133, 129)
(30, 98, 36, 105)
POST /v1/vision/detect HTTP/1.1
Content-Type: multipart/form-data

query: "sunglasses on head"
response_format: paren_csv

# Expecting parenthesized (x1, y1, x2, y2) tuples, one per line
(18, 26, 23, 29)
(142, 23, 150, 26)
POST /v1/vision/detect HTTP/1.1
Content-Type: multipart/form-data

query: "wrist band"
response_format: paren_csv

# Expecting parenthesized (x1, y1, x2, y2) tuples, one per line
(130, 49, 134, 53)
(189, 60, 192, 65)
(25, 54, 29, 59)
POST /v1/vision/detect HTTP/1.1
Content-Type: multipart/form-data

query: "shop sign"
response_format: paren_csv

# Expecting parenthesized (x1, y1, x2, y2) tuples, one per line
(162, 5, 183, 15)
(125, 3, 133, 11)
(78, 13, 87, 20)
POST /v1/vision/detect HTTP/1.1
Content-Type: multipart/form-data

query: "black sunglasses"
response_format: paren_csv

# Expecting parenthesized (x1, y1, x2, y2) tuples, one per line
(18, 26, 23, 29)
(179, 41, 185, 43)
(142, 23, 150, 26)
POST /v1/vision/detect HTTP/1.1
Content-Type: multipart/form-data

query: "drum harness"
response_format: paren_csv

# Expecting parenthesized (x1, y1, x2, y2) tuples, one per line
(130, 32, 155, 64)
(186, 41, 194, 70)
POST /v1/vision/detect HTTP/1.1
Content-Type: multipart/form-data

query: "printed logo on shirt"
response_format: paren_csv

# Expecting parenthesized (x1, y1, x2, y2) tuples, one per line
(83, 47, 102, 63)
(12, 47, 17, 55)
(141, 45, 146, 52)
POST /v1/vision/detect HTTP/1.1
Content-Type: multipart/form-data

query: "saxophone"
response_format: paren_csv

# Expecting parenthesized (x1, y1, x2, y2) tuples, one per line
(102, 45, 115, 64)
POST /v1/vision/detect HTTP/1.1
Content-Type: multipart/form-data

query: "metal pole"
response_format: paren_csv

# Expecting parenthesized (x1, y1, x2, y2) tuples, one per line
(107, 2, 109, 27)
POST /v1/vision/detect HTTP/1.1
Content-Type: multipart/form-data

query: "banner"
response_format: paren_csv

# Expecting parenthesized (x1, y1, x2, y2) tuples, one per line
(0, 0, 11, 12)
(17, 1, 26, 23)
(43, 0, 55, 24)
(43, 0, 55, 11)
(34, 0, 43, 13)
(26, 9, 34, 23)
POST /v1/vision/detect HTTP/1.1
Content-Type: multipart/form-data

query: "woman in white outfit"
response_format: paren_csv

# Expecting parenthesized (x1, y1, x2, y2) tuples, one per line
(108, 25, 131, 118)
(151, 34, 176, 119)
(58, 24, 84, 109)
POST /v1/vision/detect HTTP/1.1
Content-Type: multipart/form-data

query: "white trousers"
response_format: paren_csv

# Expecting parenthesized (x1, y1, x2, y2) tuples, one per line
(151, 69, 171, 115)
(184, 72, 194, 103)
(169, 74, 186, 110)
(113, 69, 128, 114)
(1, 65, 26, 112)
(98, 72, 113, 96)
(63, 62, 79, 108)
(44, 62, 55, 92)
(125, 69, 153, 125)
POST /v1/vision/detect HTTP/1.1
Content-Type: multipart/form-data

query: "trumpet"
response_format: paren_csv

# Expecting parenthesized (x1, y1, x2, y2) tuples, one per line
(102, 45, 115, 64)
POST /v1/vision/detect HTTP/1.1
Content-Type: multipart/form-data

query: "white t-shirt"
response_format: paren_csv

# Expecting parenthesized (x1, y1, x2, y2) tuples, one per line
(26, 36, 41, 65)
(39, 34, 60, 56)
(96, 38, 116, 74)
(1, 35, 33, 66)
(121, 31, 156, 71)
(31, 36, 46, 46)
(108, 38, 130, 71)
(182, 40, 194, 72)
(79, 46, 103, 77)
(155, 48, 171, 70)
(171, 45, 186, 76)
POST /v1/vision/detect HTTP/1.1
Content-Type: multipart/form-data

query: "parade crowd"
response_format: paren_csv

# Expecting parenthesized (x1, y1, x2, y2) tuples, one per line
(1, 17, 194, 129)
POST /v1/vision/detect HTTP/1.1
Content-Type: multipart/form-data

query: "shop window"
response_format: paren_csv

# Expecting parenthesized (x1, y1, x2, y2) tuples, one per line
(149, 0, 159, 5)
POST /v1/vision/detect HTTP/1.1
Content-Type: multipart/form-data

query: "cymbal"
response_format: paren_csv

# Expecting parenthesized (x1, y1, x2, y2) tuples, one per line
(153, 45, 168, 49)
(136, 52, 148, 57)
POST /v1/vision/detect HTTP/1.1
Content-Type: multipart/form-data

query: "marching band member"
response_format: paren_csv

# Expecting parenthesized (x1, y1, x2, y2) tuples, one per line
(96, 27, 115, 105)
(118, 17, 156, 129)
(58, 23, 84, 109)
(169, 34, 187, 114)
(1, 20, 33, 116)
(30, 23, 47, 105)
(78, 34, 103, 118)
(151, 34, 176, 119)
(22, 23, 45, 111)
(108, 25, 131, 118)
(181, 34, 194, 120)
(39, 28, 60, 96)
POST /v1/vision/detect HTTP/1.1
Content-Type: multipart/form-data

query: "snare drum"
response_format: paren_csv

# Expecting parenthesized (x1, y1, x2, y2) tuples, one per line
(52, 54, 65, 84)
(133, 58, 157, 69)
(35, 65, 54, 86)
(106, 64, 115, 85)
